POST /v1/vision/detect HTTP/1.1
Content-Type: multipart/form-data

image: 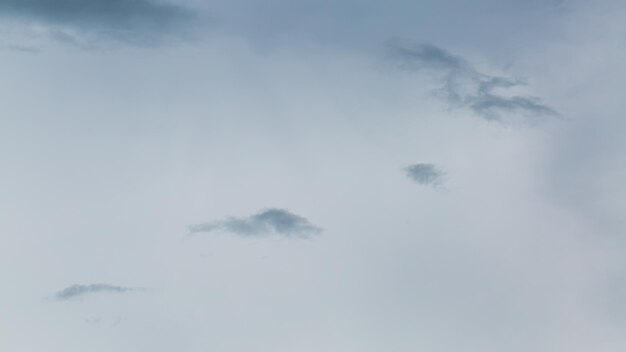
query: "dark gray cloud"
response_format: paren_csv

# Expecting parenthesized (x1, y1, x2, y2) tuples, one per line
(389, 42, 557, 122)
(404, 163, 445, 186)
(189, 208, 322, 238)
(0, 0, 201, 45)
(54, 283, 137, 301)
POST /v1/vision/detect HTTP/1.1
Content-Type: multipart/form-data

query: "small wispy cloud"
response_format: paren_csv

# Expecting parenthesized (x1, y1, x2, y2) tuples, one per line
(54, 283, 138, 301)
(0, 0, 203, 46)
(388, 42, 557, 122)
(392, 43, 466, 71)
(468, 94, 557, 120)
(189, 208, 322, 239)
(404, 163, 445, 186)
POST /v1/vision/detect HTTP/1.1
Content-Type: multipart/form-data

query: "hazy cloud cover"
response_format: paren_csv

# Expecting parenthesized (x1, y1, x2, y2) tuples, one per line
(2, 1, 626, 352)
(54, 283, 137, 301)
(0, 0, 201, 45)
(189, 208, 322, 238)
(389, 42, 557, 121)
(404, 163, 445, 186)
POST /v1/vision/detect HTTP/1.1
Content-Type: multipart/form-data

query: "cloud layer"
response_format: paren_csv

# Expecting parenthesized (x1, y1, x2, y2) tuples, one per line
(189, 208, 322, 238)
(54, 283, 137, 301)
(0, 0, 199, 45)
(404, 163, 445, 186)
(389, 42, 557, 121)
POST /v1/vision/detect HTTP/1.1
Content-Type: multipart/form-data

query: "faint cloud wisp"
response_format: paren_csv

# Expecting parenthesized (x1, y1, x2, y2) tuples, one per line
(388, 42, 557, 122)
(54, 283, 138, 301)
(189, 208, 322, 239)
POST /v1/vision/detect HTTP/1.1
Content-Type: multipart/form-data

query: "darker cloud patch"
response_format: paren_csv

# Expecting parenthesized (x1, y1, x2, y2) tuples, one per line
(469, 94, 557, 120)
(0, 0, 201, 45)
(389, 42, 557, 122)
(404, 163, 445, 186)
(189, 208, 322, 238)
(393, 43, 465, 71)
(54, 283, 137, 301)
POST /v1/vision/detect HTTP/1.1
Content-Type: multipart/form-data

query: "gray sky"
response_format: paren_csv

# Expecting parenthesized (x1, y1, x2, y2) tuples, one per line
(2, 1, 626, 351)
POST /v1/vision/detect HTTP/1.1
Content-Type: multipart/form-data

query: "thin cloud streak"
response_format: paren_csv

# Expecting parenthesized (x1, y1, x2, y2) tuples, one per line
(54, 283, 138, 301)
(189, 208, 322, 238)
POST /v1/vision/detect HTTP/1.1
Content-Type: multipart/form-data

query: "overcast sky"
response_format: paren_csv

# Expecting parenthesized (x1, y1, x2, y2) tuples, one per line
(2, 1, 626, 351)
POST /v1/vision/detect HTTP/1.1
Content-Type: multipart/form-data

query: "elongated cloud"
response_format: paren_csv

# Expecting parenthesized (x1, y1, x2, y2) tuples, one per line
(0, 0, 200, 45)
(189, 208, 322, 238)
(404, 163, 445, 186)
(389, 42, 557, 121)
(54, 283, 137, 301)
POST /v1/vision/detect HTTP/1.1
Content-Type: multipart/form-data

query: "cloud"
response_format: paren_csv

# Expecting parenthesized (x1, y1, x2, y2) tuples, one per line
(404, 163, 445, 186)
(189, 208, 322, 238)
(54, 283, 137, 301)
(0, 0, 201, 45)
(392, 43, 466, 71)
(469, 94, 557, 120)
(389, 42, 557, 122)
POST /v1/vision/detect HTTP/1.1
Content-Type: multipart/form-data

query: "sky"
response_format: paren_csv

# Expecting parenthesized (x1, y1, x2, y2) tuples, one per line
(1, 0, 626, 351)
